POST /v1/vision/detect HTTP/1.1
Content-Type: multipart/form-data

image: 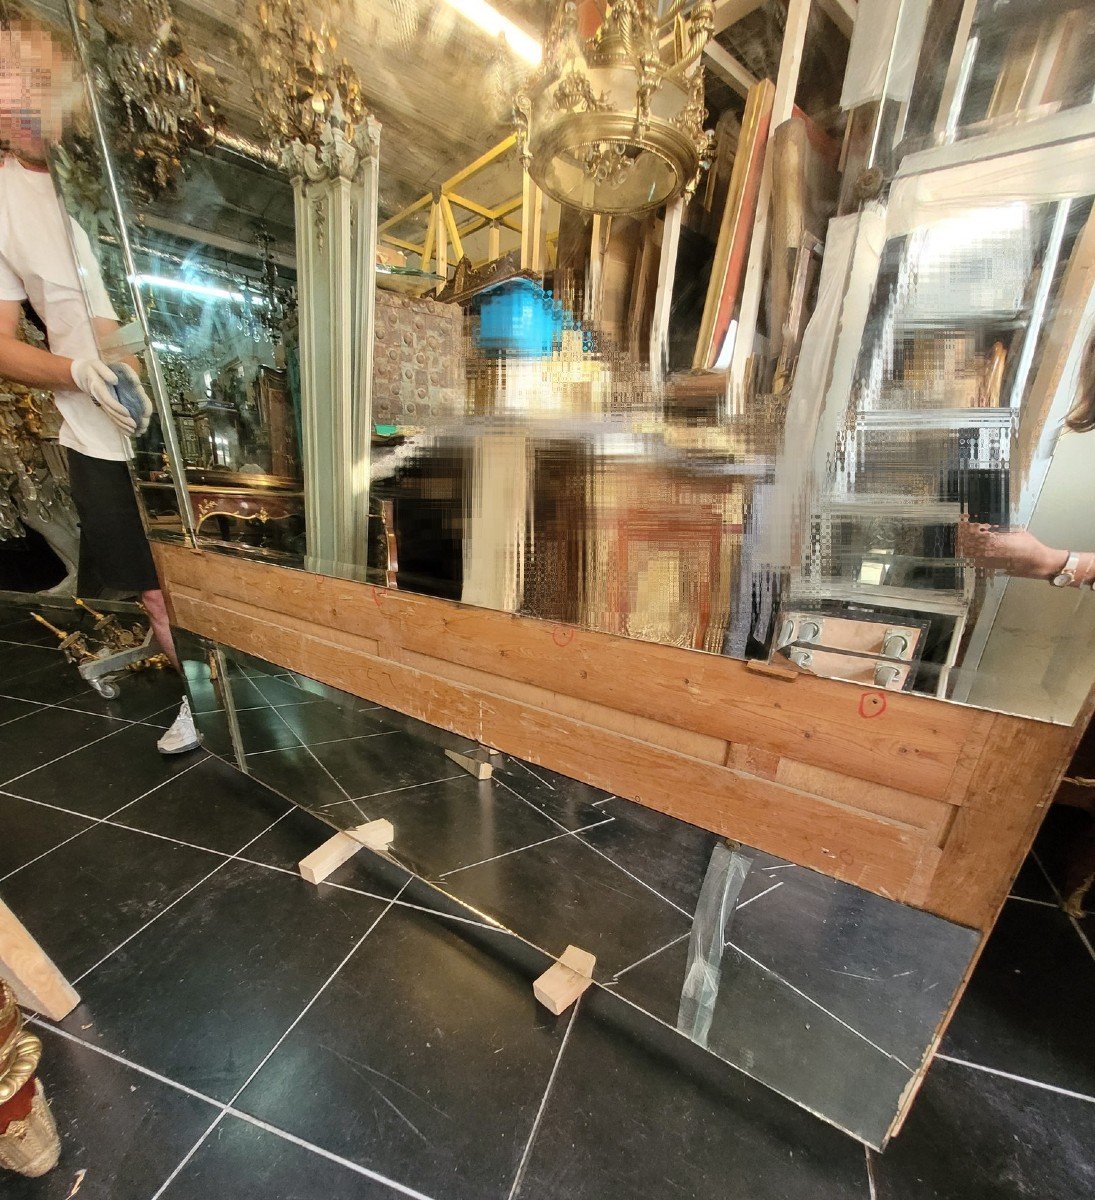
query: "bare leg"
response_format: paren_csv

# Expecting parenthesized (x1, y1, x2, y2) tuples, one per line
(140, 588, 182, 675)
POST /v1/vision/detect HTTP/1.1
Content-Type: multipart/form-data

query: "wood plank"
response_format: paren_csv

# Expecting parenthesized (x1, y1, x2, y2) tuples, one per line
(774, 760, 955, 842)
(0, 898, 80, 1021)
(703, 42, 758, 97)
(729, 0, 813, 389)
(157, 547, 975, 801)
(923, 710, 1083, 928)
(534, 945, 596, 1015)
(398, 645, 730, 764)
(158, 544, 1084, 929)
(167, 583, 940, 904)
(475, 691, 938, 901)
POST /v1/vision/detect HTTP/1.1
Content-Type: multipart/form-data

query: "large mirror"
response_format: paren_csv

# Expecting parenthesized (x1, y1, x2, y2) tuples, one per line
(7, 0, 1090, 1153)
(46, 0, 1091, 725)
(181, 633, 982, 1149)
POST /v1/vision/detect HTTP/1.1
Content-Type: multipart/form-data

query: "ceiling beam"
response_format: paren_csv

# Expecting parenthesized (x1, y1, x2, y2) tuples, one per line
(711, 0, 767, 36)
(703, 42, 759, 97)
(816, 0, 856, 39)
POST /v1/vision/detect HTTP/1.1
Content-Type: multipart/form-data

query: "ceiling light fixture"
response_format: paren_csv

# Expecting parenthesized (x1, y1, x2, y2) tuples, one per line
(514, 0, 715, 215)
(443, 0, 542, 65)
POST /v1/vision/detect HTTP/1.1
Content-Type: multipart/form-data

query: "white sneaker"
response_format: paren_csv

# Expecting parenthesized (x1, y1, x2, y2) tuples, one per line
(157, 698, 203, 756)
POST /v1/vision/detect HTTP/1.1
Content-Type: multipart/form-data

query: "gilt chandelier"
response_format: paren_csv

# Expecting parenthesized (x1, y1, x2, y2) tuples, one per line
(515, 0, 715, 216)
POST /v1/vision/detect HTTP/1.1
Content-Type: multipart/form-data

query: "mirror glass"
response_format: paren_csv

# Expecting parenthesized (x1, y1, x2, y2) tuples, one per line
(180, 635, 981, 1150)
(42, 0, 1094, 724)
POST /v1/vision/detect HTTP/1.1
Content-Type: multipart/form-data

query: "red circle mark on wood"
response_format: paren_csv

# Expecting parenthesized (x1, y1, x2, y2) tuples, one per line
(858, 692, 887, 719)
(551, 626, 575, 647)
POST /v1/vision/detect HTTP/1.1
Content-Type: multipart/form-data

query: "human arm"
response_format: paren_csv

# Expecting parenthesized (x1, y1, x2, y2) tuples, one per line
(958, 520, 1094, 587)
(0, 300, 144, 435)
(0, 298, 78, 388)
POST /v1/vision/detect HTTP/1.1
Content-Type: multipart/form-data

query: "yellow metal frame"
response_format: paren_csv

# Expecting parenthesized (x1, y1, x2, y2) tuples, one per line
(378, 135, 527, 273)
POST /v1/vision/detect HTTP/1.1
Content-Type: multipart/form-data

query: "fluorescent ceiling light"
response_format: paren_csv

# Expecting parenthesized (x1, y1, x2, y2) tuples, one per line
(443, 0, 541, 64)
(132, 274, 267, 306)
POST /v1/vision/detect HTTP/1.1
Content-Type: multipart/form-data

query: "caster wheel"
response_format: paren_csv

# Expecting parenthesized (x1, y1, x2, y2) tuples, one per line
(91, 679, 120, 700)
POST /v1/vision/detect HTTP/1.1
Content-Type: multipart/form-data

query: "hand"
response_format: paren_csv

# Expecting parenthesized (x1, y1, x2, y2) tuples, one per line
(69, 357, 135, 436)
(108, 362, 154, 437)
(957, 519, 1066, 580)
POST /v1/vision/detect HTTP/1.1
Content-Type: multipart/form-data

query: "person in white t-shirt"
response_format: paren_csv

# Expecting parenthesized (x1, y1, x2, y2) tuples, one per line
(0, 11, 199, 754)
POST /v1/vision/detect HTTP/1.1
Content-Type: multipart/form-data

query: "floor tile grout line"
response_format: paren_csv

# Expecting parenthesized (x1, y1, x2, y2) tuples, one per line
(71, 858, 234, 987)
(317, 773, 467, 809)
(0, 699, 47, 729)
(726, 940, 916, 1071)
(28, 1019, 440, 1200)
(719, 881, 786, 947)
(506, 997, 581, 1200)
(0, 755, 210, 883)
(1007, 894, 1058, 907)
(934, 1052, 1095, 1105)
(225, 851, 513, 934)
(2, 776, 517, 934)
(69, 807, 294, 987)
(495, 776, 694, 918)
(148, 880, 410, 1200)
(506, 757, 557, 792)
(0, 689, 181, 729)
(27, 1018, 225, 1111)
(0, 717, 150, 791)
(1031, 850, 1095, 965)
(865, 1145, 878, 1200)
(265, 700, 358, 802)
(245, 729, 400, 757)
(736, 880, 784, 911)
(223, 1109, 442, 1200)
(438, 817, 617, 879)
(612, 932, 691, 981)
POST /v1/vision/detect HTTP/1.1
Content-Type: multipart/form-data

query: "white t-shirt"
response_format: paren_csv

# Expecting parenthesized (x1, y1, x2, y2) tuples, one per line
(0, 155, 127, 461)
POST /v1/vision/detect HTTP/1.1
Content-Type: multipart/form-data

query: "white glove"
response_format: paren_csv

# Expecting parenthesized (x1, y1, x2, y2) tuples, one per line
(69, 357, 135, 436)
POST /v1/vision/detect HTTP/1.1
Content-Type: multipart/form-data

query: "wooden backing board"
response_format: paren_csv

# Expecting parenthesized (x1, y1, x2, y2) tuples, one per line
(154, 543, 1085, 935)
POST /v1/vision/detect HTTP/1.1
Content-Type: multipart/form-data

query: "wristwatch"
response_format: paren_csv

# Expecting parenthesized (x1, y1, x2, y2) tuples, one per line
(1051, 552, 1080, 587)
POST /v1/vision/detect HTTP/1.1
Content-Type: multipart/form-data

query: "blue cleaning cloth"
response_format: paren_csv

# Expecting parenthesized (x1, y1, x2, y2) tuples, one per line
(107, 363, 150, 430)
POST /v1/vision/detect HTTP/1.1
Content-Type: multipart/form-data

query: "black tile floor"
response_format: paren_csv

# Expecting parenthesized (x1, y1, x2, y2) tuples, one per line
(1, 605, 1093, 1199)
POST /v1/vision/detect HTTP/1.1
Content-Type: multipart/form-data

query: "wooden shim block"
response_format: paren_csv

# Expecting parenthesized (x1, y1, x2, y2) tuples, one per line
(533, 945, 596, 1016)
(348, 819, 395, 852)
(299, 820, 396, 884)
(747, 658, 800, 682)
(445, 745, 498, 780)
(299, 830, 364, 885)
(0, 898, 80, 1021)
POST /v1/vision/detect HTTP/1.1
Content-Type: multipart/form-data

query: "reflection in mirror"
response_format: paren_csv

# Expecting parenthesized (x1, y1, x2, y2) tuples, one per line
(0, 0, 192, 593)
(66, 0, 306, 561)
(180, 637, 981, 1149)
(26, 0, 1092, 720)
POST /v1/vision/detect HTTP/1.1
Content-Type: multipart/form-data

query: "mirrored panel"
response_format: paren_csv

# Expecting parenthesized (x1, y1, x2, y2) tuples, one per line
(67, 0, 306, 561)
(50, 0, 1095, 723)
(180, 636, 981, 1149)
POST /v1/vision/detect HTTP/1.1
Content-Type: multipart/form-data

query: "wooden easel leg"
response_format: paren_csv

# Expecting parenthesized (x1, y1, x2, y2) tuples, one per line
(0, 899, 80, 1021)
(445, 745, 502, 780)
